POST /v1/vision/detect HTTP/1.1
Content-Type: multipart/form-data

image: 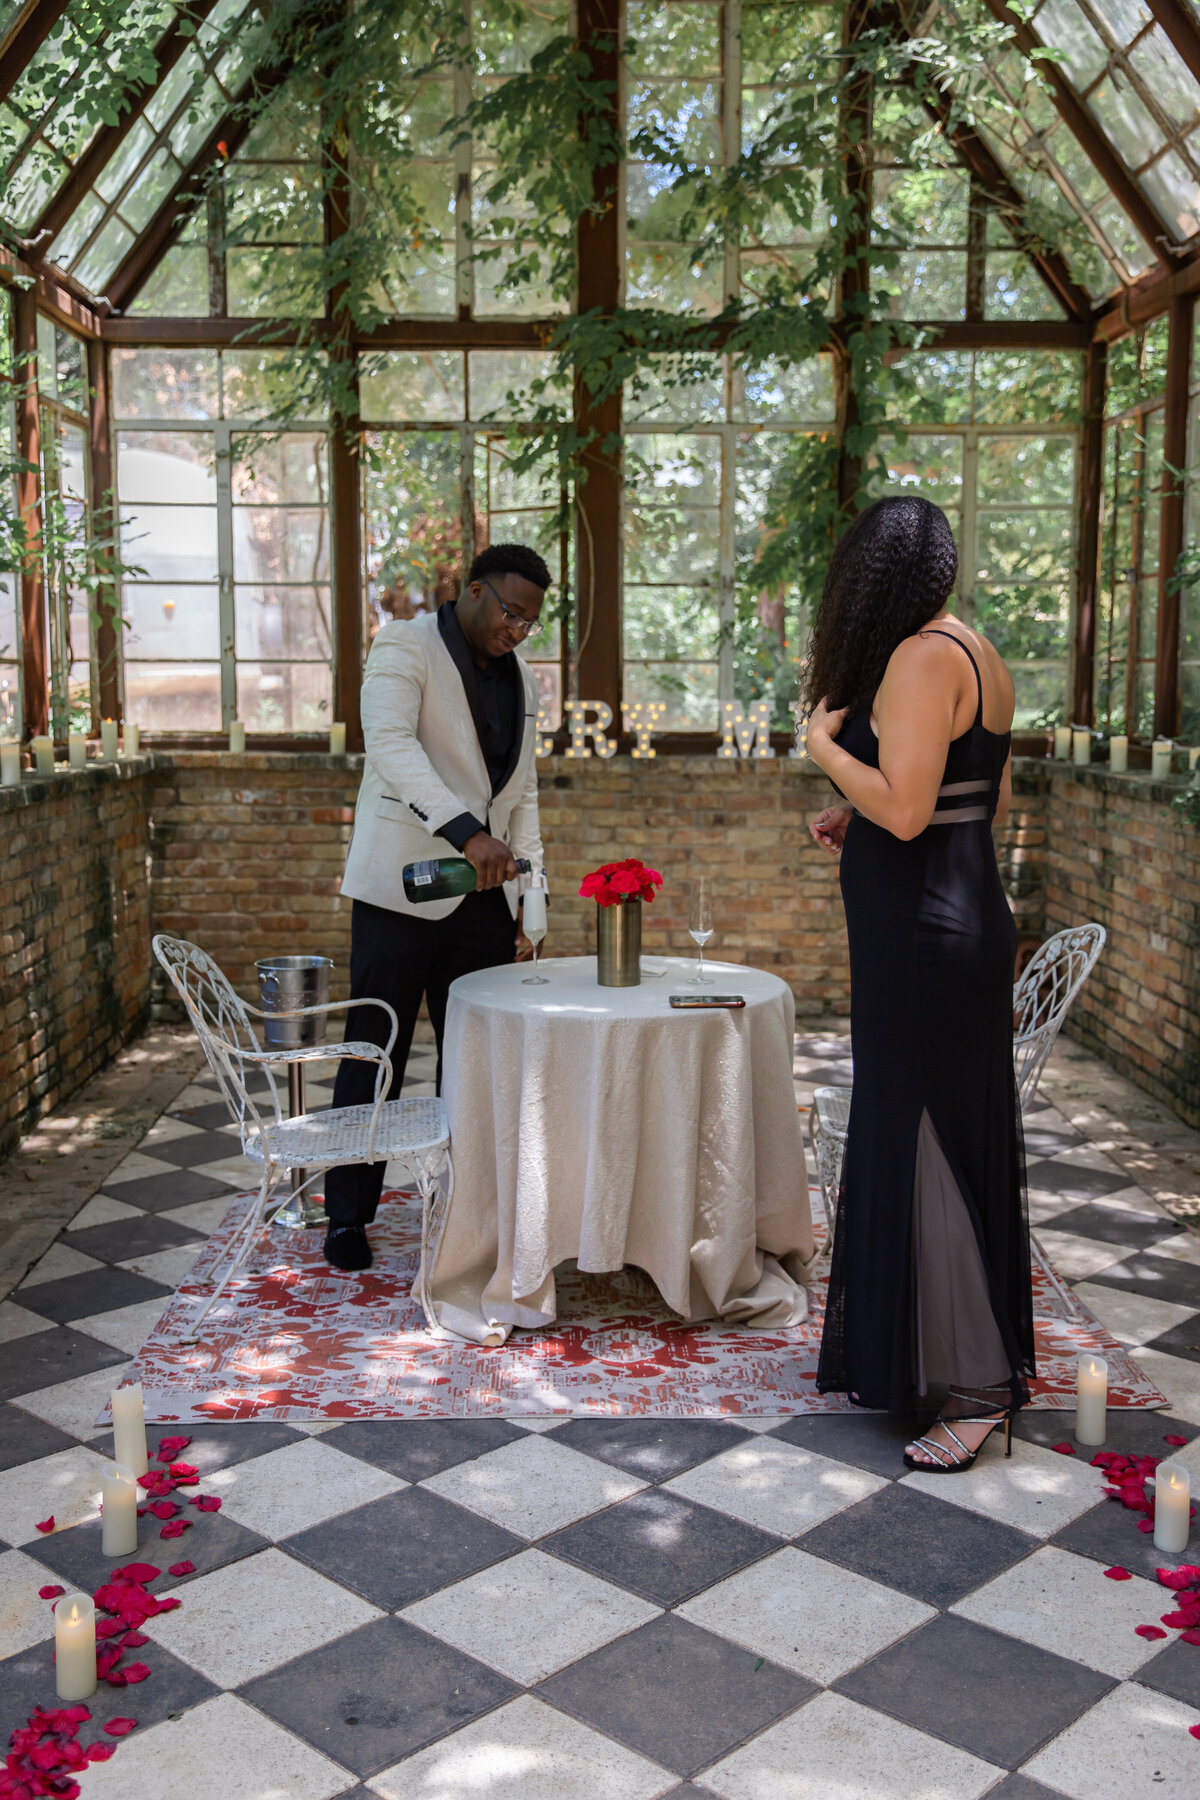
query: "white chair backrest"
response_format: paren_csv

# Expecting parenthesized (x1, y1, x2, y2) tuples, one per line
(1012, 923, 1106, 1109)
(152, 934, 282, 1147)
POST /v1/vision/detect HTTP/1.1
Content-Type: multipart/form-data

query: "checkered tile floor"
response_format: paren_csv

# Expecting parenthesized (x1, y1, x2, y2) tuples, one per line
(3, 1032, 1200, 1797)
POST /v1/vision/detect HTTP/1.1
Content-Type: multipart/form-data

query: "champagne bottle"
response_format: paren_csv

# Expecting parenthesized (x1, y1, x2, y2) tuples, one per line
(403, 854, 531, 904)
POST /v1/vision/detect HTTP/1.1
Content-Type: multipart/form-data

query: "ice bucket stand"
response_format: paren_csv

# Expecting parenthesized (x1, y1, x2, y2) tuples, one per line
(255, 954, 335, 1229)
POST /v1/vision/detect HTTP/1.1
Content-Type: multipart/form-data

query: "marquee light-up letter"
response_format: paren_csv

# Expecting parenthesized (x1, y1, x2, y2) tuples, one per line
(535, 708, 556, 758)
(622, 700, 666, 758)
(717, 699, 776, 760)
(563, 700, 617, 759)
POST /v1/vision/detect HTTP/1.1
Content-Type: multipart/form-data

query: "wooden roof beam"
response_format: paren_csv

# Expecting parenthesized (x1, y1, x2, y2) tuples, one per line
(0, 244, 101, 336)
(1145, 0, 1200, 90)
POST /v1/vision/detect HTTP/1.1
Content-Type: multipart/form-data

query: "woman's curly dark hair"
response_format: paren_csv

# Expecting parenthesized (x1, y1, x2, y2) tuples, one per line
(802, 496, 958, 722)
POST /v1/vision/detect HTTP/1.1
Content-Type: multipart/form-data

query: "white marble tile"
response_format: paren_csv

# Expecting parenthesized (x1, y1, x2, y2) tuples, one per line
(1087, 1185, 1172, 1221)
(1032, 1227, 1135, 1281)
(724, 1416, 793, 1435)
(11, 1362, 131, 1442)
(899, 1436, 1103, 1538)
(368, 1695, 672, 1800)
(20, 1242, 104, 1287)
(0, 1444, 110, 1543)
(1071, 1281, 1195, 1347)
(68, 1193, 144, 1230)
(1130, 1347, 1200, 1424)
(702, 1690, 1000, 1800)
(204, 1437, 404, 1538)
(0, 1300, 54, 1344)
(677, 1547, 934, 1686)
(1148, 1230, 1200, 1269)
(508, 1416, 569, 1432)
(159, 1194, 238, 1234)
(144, 1547, 381, 1687)
(187, 1155, 260, 1189)
(402, 1549, 659, 1684)
(118, 1243, 204, 1288)
(665, 1439, 886, 1537)
(951, 1545, 1166, 1679)
(1026, 1194, 1083, 1228)
(103, 1150, 189, 1184)
(71, 1296, 169, 1355)
(167, 1082, 225, 1111)
(1024, 1682, 1200, 1800)
(140, 1116, 210, 1150)
(1046, 1145, 1127, 1175)
(0, 1549, 70, 1656)
(73, 1692, 352, 1800)
(421, 1432, 645, 1539)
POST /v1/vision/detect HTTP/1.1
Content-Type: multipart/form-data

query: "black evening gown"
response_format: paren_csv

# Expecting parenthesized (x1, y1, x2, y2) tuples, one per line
(816, 632, 1035, 1416)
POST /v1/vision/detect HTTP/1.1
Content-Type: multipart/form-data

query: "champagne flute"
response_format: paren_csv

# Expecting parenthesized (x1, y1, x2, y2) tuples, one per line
(522, 876, 549, 985)
(688, 877, 714, 985)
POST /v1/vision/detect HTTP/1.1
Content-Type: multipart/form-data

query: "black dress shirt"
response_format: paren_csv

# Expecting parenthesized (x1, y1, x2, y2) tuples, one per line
(436, 601, 523, 851)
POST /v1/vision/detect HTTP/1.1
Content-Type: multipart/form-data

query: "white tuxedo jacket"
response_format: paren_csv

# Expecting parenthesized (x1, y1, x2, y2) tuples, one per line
(340, 609, 546, 919)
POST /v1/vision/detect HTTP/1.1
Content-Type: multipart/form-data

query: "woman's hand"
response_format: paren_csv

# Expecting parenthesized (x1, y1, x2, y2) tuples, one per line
(810, 804, 854, 855)
(809, 695, 848, 746)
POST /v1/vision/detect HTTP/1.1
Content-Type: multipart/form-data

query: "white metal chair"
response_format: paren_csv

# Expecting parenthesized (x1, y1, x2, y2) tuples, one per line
(805, 923, 1106, 1251)
(1012, 923, 1106, 1110)
(152, 934, 454, 1339)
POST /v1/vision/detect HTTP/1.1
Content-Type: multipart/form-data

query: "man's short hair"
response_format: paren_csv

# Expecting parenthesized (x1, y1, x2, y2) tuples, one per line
(468, 542, 552, 592)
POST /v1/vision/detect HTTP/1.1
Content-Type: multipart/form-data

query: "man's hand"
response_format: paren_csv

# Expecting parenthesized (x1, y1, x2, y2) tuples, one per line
(463, 829, 518, 890)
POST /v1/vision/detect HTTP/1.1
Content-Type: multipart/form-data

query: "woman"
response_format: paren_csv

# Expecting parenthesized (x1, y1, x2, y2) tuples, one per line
(805, 495, 1035, 1470)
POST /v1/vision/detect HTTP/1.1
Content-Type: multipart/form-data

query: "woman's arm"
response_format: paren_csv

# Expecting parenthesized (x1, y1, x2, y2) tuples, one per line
(806, 635, 964, 841)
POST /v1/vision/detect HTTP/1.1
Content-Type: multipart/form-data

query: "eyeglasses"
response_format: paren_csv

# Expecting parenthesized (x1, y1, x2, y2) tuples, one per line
(480, 576, 541, 638)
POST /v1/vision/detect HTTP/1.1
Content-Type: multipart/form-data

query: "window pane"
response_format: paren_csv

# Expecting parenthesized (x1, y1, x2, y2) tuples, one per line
(121, 506, 219, 582)
(125, 662, 221, 730)
(232, 434, 326, 506)
(624, 657, 719, 729)
(233, 508, 330, 583)
(735, 356, 835, 424)
(236, 662, 333, 732)
(877, 435, 963, 504)
(116, 432, 216, 504)
(625, 434, 721, 507)
(977, 437, 1076, 502)
(469, 351, 568, 419)
(625, 506, 718, 584)
(360, 352, 465, 423)
(112, 350, 219, 419)
(363, 430, 462, 630)
(234, 586, 332, 659)
(625, 586, 718, 661)
(123, 585, 220, 660)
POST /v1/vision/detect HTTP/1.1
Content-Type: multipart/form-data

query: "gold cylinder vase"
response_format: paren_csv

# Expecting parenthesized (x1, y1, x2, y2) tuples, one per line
(596, 898, 642, 987)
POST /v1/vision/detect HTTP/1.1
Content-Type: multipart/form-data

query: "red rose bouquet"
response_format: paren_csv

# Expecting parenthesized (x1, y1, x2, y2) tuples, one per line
(579, 858, 664, 907)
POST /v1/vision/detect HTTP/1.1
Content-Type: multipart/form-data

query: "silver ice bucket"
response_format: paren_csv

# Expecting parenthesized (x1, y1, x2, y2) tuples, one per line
(255, 955, 334, 1048)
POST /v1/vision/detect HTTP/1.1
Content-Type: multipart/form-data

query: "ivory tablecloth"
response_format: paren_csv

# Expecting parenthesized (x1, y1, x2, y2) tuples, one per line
(432, 956, 815, 1345)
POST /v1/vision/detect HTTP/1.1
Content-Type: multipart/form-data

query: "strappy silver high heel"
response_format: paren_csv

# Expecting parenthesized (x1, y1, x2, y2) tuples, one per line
(903, 1386, 1015, 1473)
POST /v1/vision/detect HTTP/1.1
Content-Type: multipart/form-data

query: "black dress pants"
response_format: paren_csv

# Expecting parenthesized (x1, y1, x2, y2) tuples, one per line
(323, 890, 515, 1226)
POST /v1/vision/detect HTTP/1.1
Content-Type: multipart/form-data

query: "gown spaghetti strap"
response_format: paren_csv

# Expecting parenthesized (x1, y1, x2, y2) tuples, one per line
(817, 631, 1035, 1415)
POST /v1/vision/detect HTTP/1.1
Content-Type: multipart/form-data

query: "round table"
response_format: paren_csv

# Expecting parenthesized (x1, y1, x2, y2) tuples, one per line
(432, 956, 816, 1345)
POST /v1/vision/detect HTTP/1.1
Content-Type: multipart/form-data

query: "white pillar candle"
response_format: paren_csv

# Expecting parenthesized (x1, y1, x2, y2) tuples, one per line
(228, 720, 246, 754)
(1109, 734, 1128, 773)
(1075, 1353, 1108, 1446)
(100, 1462, 138, 1557)
(329, 721, 346, 755)
(1151, 738, 1173, 779)
(1, 741, 20, 786)
(1154, 1459, 1191, 1554)
(522, 883, 547, 937)
(123, 722, 140, 756)
(100, 718, 119, 761)
(1072, 727, 1091, 766)
(54, 1593, 97, 1703)
(67, 732, 86, 769)
(1053, 725, 1072, 760)
(111, 1383, 148, 1478)
(32, 735, 54, 775)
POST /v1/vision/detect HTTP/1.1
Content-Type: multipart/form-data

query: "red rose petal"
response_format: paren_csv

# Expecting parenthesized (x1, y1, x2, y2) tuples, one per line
(120, 1663, 150, 1684)
(35, 1517, 54, 1534)
(1182, 1628, 1200, 1646)
(121, 1630, 148, 1648)
(1051, 1442, 1076, 1455)
(167, 1561, 194, 1577)
(84, 1744, 116, 1763)
(193, 1495, 221, 1512)
(1138, 1519, 1155, 1532)
(1166, 1434, 1189, 1447)
(153, 1595, 181, 1613)
(101, 1719, 137, 1738)
(1104, 1566, 1133, 1580)
(147, 1501, 178, 1520)
(154, 1435, 192, 1460)
(38, 1585, 65, 1600)
(95, 1619, 124, 1640)
(113, 1563, 160, 1583)
(1135, 1625, 1168, 1640)
(1190, 1723, 1200, 1741)
(159, 1519, 190, 1539)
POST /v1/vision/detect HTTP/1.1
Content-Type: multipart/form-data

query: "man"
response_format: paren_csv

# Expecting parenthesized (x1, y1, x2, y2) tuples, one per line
(324, 542, 552, 1270)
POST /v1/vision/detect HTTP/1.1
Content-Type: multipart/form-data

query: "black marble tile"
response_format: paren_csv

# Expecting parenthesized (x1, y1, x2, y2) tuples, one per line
(543, 1487, 779, 1607)
(1025, 1159, 1131, 1202)
(770, 1411, 918, 1478)
(538, 1613, 814, 1779)
(96, 1170, 236, 1214)
(319, 1417, 526, 1483)
(1045, 1203, 1183, 1252)
(1143, 1313, 1200, 1364)
(548, 1417, 752, 1482)
(982, 1778, 1075, 1800)
(64, 1213, 207, 1266)
(239, 1615, 518, 1777)
(18, 1267, 171, 1326)
(1012, 1409, 1197, 1459)
(284, 1486, 525, 1610)
(0, 1326, 126, 1402)
(800, 1484, 1037, 1608)
(86, 1418, 306, 1473)
(1052, 1497, 1191, 1582)
(0, 1401, 77, 1470)
(1022, 1128, 1087, 1158)
(0, 1635, 218, 1737)
(25, 1507, 269, 1591)
(1088, 1252, 1200, 1312)
(1135, 1637, 1200, 1709)
(138, 1129, 242, 1170)
(167, 1100, 240, 1132)
(834, 1614, 1114, 1768)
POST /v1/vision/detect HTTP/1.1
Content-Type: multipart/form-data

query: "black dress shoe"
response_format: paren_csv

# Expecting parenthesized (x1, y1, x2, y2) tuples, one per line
(323, 1225, 373, 1271)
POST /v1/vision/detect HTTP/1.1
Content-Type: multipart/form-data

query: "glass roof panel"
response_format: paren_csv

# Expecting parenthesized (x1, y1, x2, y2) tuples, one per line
(1035, 0, 1108, 88)
(1128, 29, 1200, 135)
(1089, 0, 1152, 47)
(1140, 147, 1200, 236)
(1089, 72, 1166, 168)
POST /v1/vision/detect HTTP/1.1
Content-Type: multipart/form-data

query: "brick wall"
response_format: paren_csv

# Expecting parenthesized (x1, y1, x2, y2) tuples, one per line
(0, 760, 153, 1157)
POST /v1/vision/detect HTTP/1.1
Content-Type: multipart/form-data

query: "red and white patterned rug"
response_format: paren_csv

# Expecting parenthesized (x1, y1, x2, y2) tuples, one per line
(115, 1190, 1166, 1422)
